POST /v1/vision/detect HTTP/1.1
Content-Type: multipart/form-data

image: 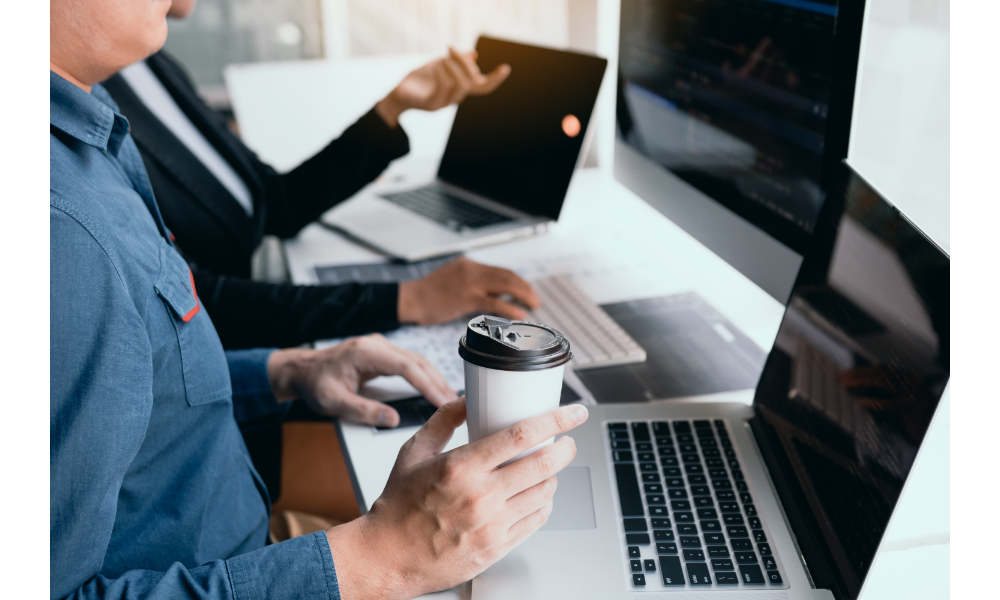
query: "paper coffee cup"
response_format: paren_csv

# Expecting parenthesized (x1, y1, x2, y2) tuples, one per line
(459, 315, 573, 465)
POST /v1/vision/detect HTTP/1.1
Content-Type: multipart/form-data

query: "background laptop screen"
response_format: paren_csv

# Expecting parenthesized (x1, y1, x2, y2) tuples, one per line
(752, 164, 949, 599)
(616, 0, 861, 254)
(437, 37, 607, 221)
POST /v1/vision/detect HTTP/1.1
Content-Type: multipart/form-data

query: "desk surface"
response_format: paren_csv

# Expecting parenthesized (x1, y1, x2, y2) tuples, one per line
(228, 57, 949, 600)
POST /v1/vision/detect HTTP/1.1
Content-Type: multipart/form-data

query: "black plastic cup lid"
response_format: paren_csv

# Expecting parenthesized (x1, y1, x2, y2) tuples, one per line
(458, 315, 572, 372)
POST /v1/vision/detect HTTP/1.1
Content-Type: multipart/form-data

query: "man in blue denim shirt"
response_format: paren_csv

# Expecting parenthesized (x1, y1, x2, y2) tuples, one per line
(50, 1, 587, 599)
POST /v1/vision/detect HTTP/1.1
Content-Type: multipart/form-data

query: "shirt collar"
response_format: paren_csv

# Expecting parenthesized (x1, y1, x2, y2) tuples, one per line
(50, 71, 131, 155)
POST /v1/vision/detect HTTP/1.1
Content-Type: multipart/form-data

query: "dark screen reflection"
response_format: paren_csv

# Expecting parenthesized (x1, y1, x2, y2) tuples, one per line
(753, 167, 949, 599)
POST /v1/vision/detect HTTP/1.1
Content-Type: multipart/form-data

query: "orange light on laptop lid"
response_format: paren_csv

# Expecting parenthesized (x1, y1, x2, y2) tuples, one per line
(562, 114, 581, 137)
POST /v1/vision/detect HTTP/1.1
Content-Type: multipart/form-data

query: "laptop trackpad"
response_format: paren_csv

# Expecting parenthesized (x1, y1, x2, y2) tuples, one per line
(540, 467, 596, 531)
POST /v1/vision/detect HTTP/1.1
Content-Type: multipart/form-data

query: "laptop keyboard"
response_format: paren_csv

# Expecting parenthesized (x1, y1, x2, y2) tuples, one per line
(607, 419, 787, 590)
(381, 185, 513, 231)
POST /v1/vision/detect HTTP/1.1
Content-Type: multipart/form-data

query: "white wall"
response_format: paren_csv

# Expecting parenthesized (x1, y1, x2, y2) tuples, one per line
(847, 0, 950, 252)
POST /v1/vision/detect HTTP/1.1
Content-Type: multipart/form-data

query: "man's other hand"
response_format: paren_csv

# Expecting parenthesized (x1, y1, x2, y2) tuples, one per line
(326, 400, 589, 600)
(375, 47, 511, 127)
(267, 335, 457, 427)
(397, 256, 541, 325)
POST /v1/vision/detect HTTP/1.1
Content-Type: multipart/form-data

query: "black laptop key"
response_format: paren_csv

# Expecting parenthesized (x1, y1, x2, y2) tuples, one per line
(654, 529, 675, 541)
(694, 419, 712, 429)
(740, 492, 754, 504)
(707, 546, 729, 558)
(628, 546, 641, 558)
(610, 440, 630, 450)
(688, 475, 707, 484)
(662, 457, 679, 466)
(655, 436, 674, 447)
(697, 508, 718, 520)
(614, 463, 644, 516)
(692, 485, 711, 497)
(679, 443, 697, 453)
(644, 559, 657, 572)
(768, 570, 783, 585)
(613, 450, 633, 462)
(727, 526, 749, 538)
(758, 543, 773, 556)
(703, 448, 721, 458)
(712, 479, 732, 490)
(744, 504, 758, 516)
(712, 558, 735, 570)
(736, 481, 749, 492)
(729, 459, 741, 470)
(700, 520, 721, 532)
(665, 478, 685, 488)
(631, 559, 643, 572)
(684, 464, 704, 474)
(731, 469, 744, 481)
(686, 561, 711, 584)
(608, 422, 628, 430)
(671, 500, 691, 511)
(739, 564, 765, 584)
(719, 502, 740, 512)
(659, 556, 685, 586)
(721, 438, 733, 448)
(651, 518, 671, 528)
(749, 517, 762, 529)
(683, 549, 706, 562)
(626, 533, 651, 544)
(650, 506, 668, 516)
(677, 523, 698, 535)
(637, 452, 656, 462)
(632, 573, 646, 587)
(735, 551, 758, 564)
(706, 458, 724, 468)
(716, 572, 739, 585)
(693, 496, 713, 507)
(723, 513, 744, 525)
(763, 556, 777, 570)
(668, 489, 687, 499)
(672, 421, 691, 434)
(653, 422, 671, 436)
(610, 430, 630, 440)
(636, 442, 653, 451)
(725, 448, 737, 459)
(675, 512, 694, 523)
(682, 454, 701, 464)
(731, 539, 752, 550)
(640, 463, 658, 472)
(708, 469, 728, 479)
(624, 518, 648, 532)
(642, 474, 660, 484)
(714, 419, 726, 429)
(647, 494, 666, 505)
(753, 530, 767, 543)
(657, 542, 678, 554)
(645, 483, 664, 494)
(631, 422, 651, 442)
(680, 536, 701, 548)
(658, 446, 677, 457)
(677, 434, 695, 444)
(699, 438, 718, 448)
(717, 491, 736, 501)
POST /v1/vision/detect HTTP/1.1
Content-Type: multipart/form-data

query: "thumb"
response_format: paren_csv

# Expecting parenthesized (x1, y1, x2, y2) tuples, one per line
(473, 64, 510, 95)
(337, 391, 400, 428)
(408, 398, 467, 461)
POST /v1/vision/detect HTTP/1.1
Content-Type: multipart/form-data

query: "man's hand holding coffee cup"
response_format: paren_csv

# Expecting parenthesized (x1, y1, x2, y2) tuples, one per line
(326, 400, 589, 600)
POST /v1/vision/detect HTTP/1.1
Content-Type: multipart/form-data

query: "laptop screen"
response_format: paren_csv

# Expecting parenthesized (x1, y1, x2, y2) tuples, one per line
(437, 37, 607, 221)
(751, 163, 949, 599)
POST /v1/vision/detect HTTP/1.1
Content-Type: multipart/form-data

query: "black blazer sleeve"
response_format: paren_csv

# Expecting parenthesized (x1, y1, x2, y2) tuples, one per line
(193, 265, 401, 350)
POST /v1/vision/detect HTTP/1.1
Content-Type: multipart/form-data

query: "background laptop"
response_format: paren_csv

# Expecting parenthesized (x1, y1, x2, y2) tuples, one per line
(471, 163, 950, 599)
(324, 36, 607, 261)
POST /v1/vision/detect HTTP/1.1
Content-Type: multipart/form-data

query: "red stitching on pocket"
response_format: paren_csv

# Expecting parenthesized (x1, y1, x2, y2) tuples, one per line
(180, 268, 200, 322)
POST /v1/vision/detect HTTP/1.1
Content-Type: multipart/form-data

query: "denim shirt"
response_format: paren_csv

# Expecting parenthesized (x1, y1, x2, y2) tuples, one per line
(50, 72, 340, 600)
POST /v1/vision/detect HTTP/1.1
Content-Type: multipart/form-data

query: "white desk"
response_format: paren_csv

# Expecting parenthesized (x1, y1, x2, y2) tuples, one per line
(227, 57, 949, 600)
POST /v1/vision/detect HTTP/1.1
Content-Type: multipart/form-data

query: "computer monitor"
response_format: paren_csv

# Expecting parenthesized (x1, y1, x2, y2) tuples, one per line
(614, 0, 866, 302)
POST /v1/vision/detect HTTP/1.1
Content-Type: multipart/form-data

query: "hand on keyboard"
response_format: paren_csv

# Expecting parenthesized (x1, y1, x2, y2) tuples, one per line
(398, 256, 541, 325)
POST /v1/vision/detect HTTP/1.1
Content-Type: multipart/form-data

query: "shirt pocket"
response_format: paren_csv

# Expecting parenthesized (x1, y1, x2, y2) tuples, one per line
(154, 239, 232, 406)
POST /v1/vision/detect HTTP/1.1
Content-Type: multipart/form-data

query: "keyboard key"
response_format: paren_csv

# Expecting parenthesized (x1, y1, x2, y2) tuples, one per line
(749, 517, 762, 529)
(763, 556, 777, 570)
(680, 536, 701, 548)
(740, 493, 754, 504)
(683, 549, 706, 562)
(655, 436, 673, 447)
(706, 458, 724, 468)
(673, 421, 691, 434)
(735, 551, 758, 564)
(679, 443, 697, 453)
(650, 506, 668, 516)
(651, 518, 671, 528)
(712, 479, 732, 490)
(675, 512, 694, 523)
(691, 485, 712, 496)
(684, 464, 704, 474)
(652, 422, 671, 436)
(729, 459, 741, 469)
(647, 495, 666, 505)
(613, 450, 633, 462)
(668, 489, 688, 499)
(682, 454, 701, 464)
(638, 452, 656, 462)
(609, 422, 628, 430)
(659, 556, 685, 586)
(725, 448, 737, 459)
(700, 520, 722, 532)
(631, 422, 651, 442)
(610, 440, 630, 451)
(719, 502, 741, 512)
(753, 530, 767, 543)
(632, 573, 646, 587)
(610, 430, 629, 440)
(624, 518, 648, 532)
(657, 542, 678, 554)
(717, 491, 736, 501)
(697, 508, 718, 520)
(642, 473, 660, 483)
(678, 434, 695, 444)
(699, 438, 718, 448)
(736, 481, 749, 492)
(658, 447, 677, 458)
(732, 469, 745, 480)
(688, 475, 707, 484)
(636, 442, 653, 452)
(731, 539, 753, 551)
(628, 546, 641, 558)
(712, 558, 735, 570)
(721, 438, 733, 449)
(707, 546, 729, 558)
(694, 496, 713, 507)
(704, 533, 726, 545)
(714, 419, 726, 429)
(716, 572, 739, 585)
(723, 514, 744, 525)
(727, 526, 749, 538)
(745, 505, 758, 517)
(739, 564, 765, 584)
(768, 570, 783, 585)
(644, 483, 663, 494)
(640, 463, 658, 472)
(708, 468, 728, 479)
(677, 524, 697, 535)
(645, 559, 657, 572)
(631, 559, 642, 572)
(665, 477, 685, 488)
(654, 530, 675, 541)
(694, 419, 712, 429)
(662, 457, 679, 466)
(703, 448, 721, 458)
(758, 543, 773, 556)
(626, 533, 651, 544)
(671, 500, 691, 510)
(686, 561, 711, 585)
(614, 463, 644, 517)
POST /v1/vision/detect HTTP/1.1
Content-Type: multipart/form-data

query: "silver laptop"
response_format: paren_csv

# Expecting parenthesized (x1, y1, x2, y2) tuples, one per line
(324, 37, 607, 261)
(472, 165, 950, 599)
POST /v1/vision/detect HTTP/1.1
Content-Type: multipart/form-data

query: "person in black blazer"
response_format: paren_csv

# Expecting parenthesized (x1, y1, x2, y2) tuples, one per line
(101, 15, 538, 352)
